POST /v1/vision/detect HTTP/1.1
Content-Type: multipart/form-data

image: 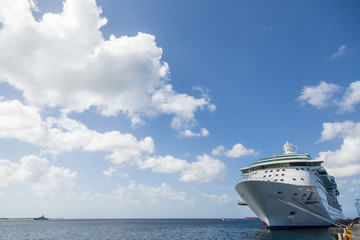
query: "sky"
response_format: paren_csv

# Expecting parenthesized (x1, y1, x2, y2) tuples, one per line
(0, 0, 359, 219)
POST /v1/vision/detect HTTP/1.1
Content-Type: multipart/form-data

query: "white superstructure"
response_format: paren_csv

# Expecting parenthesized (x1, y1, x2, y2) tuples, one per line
(235, 141, 344, 229)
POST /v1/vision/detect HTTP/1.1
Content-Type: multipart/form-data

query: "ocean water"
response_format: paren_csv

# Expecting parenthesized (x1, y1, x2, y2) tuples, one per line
(0, 218, 332, 240)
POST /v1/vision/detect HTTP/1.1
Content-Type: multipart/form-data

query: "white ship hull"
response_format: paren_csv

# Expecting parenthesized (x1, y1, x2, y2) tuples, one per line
(235, 180, 343, 229)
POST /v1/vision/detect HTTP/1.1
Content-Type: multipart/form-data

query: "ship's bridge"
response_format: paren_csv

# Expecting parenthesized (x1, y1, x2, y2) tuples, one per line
(240, 141, 323, 174)
(240, 153, 323, 174)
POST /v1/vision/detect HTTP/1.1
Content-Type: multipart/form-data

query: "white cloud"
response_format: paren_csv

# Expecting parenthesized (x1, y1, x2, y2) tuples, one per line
(211, 143, 257, 158)
(225, 143, 256, 158)
(102, 166, 118, 178)
(202, 193, 233, 205)
(179, 154, 226, 182)
(330, 45, 347, 60)
(0, 155, 77, 196)
(0, 99, 154, 165)
(137, 182, 186, 202)
(139, 154, 226, 182)
(298, 81, 341, 109)
(317, 121, 360, 178)
(140, 155, 188, 174)
(0, 0, 214, 131)
(211, 145, 225, 157)
(180, 128, 209, 138)
(338, 80, 360, 112)
(298, 80, 360, 112)
(319, 121, 360, 142)
(69, 181, 186, 205)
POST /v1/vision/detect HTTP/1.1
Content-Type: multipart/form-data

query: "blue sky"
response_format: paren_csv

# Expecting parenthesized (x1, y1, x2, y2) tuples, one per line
(0, 0, 359, 219)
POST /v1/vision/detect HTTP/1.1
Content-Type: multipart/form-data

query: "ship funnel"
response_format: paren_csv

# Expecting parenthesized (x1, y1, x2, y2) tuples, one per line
(283, 141, 297, 154)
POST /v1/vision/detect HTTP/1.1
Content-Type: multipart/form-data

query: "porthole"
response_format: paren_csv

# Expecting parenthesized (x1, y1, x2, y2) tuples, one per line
(275, 174, 279, 177)
(263, 175, 266, 178)
(282, 169, 285, 171)
(277, 169, 280, 172)
(265, 171, 268, 173)
(281, 174, 285, 176)
(301, 178, 304, 181)
(293, 178, 296, 181)
(270, 170, 273, 172)
(301, 168, 304, 170)
(280, 179, 284, 181)
(274, 179, 278, 182)
(296, 168, 299, 171)
(268, 175, 272, 177)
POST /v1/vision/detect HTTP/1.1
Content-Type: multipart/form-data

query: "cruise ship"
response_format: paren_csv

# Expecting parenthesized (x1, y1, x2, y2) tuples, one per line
(235, 141, 344, 229)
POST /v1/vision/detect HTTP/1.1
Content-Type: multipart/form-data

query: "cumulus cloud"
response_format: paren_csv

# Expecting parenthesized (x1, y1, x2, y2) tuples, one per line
(137, 182, 186, 202)
(202, 193, 234, 205)
(298, 80, 360, 112)
(0, 99, 154, 164)
(317, 121, 360, 178)
(0, 0, 214, 131)
(0, 155, 77, 196)
(225, 143, 257, 158)
(139, 154, 226, 182)
(179, 128, 209, 138)
(319, 121, 360, 142)
(298, 81, 341, 109)
(211, 143, 257, 158)
(69, 181, 186, 204)
(211, 145, 225, 157)
(338, 81, 360, 112)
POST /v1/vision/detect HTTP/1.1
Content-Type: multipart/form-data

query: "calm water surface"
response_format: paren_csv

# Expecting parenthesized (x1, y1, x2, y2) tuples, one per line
(0, 219, 332, 240)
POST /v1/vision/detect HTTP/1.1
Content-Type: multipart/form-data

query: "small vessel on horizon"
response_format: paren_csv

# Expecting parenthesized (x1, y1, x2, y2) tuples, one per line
(33, 215, 48, 220)
(235, 141, 343, 229)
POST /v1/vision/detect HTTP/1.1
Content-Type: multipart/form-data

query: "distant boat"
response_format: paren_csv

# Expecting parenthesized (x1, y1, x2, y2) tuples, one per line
(33, 215, 48, 220)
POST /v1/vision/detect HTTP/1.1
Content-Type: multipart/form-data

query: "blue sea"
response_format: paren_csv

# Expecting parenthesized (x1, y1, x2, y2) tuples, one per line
(0, 218, 332, 239)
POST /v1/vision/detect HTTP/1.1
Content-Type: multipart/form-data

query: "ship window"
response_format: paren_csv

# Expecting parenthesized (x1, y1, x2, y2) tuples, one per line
(301, 168, 305, 170)
(268, 175, 272, 177)
(280, 179, 284, 181)
(275, 174, 279, 176)
(277, 169, 280, 172)
(293, 178, 296, 181)
(281, 174, 285, 176)
(263, 175, 266, 178)
(270, 170, 273, 172)
(282, 169, 285, 171)
(307, 168, 310, 171)
(301, 178, 304, 181)
(274, 179, 278, 182)
(296, 168, 299, 170)
(265, 171, 268, 173)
